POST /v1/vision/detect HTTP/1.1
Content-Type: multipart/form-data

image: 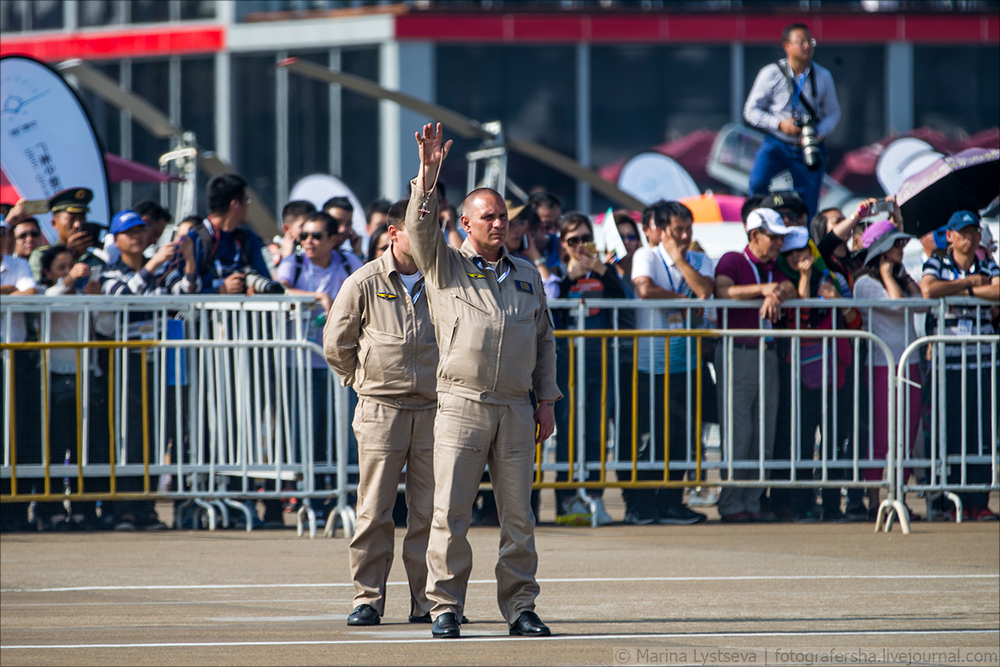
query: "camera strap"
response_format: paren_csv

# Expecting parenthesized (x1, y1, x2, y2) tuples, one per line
(776, 60, 819, 120)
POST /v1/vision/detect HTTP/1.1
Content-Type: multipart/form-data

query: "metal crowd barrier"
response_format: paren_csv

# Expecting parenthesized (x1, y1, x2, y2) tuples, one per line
(894, 333, 999, 528)
(0, 296, 356, 538)
(545, 297, 998, 534)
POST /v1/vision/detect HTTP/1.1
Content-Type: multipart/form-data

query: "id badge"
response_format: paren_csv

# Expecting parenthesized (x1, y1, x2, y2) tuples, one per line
(956, 319, 974, 336)
(666, 312, 684, 330)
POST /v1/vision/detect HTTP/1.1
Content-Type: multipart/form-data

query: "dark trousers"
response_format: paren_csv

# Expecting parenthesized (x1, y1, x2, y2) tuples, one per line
(944, 366, 995, 509)
(748, 134, 827, 218)
(620, 371, 700, 516)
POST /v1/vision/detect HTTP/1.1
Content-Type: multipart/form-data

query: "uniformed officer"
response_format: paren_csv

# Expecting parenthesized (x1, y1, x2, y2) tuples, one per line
(406, 123, 561, 639)
(28, 187, 104, 288)
(324, 199, 438, 627)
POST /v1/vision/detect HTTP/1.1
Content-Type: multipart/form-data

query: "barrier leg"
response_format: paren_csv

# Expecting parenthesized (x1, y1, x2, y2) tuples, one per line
(174, 499, 194, 530)
(945, 491, 963, 523)
(212, 500, 229, 528)
(193, 498, 216, 530)
(890, 499, 911, 535)
(874, 498, 894, 533)
(222, 498, 253, 533)
(296, 498, 317, 538)
(324, 503, 356, 539)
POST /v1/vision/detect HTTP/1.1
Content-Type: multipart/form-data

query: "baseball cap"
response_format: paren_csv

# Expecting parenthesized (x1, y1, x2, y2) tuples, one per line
(110, 209, 145, 235)
(945, 210, 981, 233)
(761, 191, 808, 216)
(746, 208, 792, 236)
(781, 226, 810, 252)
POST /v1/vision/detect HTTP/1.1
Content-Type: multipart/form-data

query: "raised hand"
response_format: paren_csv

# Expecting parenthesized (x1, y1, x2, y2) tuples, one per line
(416, 122, 452, 169)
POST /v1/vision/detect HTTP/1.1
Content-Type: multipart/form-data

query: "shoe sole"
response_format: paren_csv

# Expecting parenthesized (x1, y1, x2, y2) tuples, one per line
(509, 628, 551, 637)
(657, 517, 707, 525)
(347, 618, 379, 626)
(432, 629, 460, 638)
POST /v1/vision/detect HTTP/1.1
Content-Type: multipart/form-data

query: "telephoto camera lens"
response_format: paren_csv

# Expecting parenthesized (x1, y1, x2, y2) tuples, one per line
(796, 114, 822, 171)
(245, 272, 286, 294)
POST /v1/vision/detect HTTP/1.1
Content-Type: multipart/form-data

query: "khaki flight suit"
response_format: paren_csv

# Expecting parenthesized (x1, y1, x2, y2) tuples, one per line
(405, 178, 561, 623)
(324, 248, 438, 618)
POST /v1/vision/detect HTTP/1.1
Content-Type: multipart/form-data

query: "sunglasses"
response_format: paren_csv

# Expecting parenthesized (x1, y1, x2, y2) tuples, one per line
(564, 235, 594, 247)
(621, 234, 639, 242)
(300, 231, 326, 241)
(16, 230, 41, 240)
(893, 238, 909, 248)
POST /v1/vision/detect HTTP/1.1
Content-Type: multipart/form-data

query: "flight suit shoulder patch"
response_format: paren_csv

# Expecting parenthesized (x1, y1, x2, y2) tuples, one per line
(514, 280, 534, 294)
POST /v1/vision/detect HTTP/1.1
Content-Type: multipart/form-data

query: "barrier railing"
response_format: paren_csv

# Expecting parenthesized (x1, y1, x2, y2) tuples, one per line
(0, 295, 357, 538)
(895, 334, 999, 527)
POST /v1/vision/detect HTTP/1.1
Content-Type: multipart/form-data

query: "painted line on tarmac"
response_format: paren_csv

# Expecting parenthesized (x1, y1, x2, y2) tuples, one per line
(2, 628, 997, 651)
(2, 573, 997, 594)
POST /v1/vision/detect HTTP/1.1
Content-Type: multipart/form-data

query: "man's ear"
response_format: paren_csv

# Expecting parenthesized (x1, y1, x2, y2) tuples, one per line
(460, 216, 470, 233)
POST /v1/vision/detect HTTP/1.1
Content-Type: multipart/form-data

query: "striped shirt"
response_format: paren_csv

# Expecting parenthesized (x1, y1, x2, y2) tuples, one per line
(99, 258, 197, 296)
(921, 251, 999, 368)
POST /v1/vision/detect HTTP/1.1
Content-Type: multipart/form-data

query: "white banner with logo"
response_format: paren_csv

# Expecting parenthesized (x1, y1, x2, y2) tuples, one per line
(0, 55, 110, 235)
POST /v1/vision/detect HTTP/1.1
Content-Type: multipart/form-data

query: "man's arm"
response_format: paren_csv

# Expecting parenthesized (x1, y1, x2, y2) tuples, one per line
(743, 65, 783, 134)
(920, 273, 984, 298)
(406, 123, 453, 288)
(323, 279, 364, 387)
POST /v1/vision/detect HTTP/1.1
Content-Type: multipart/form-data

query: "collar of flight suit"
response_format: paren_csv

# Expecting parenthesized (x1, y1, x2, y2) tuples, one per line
(459, 238, 519, 275)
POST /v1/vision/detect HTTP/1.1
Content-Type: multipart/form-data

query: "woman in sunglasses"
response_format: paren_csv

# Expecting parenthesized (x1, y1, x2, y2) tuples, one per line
(852, 220, 924, 520)
(552, 213, 627, 526)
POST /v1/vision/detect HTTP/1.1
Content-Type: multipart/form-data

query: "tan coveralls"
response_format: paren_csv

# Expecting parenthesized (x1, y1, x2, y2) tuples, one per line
(405, 179, 561, 623)
(324, 248, 438, 617)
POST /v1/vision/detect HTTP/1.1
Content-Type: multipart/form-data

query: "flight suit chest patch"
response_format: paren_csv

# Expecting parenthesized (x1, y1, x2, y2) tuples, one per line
(376, 292, 398, 300)
(514, 280, 533, 294)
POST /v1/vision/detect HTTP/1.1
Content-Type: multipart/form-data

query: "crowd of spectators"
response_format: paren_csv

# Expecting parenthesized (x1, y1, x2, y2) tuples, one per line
(2, 169, 998, 531)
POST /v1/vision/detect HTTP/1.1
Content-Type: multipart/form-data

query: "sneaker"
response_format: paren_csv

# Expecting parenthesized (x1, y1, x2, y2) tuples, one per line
(587, 497, 613, 526)
(561, 495, 590, 517)
(657, 505, 707, 525)
(968, 506, 999, 521)
(623, 510, 656, 526)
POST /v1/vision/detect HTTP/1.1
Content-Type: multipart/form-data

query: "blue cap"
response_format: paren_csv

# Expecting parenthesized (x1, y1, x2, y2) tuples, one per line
(945, 210, 980, 233)
(110, 209, 145, 235)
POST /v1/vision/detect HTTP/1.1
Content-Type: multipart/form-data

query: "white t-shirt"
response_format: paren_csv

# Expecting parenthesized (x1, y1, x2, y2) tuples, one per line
(631, 245, 714, 375)
(1, 254, 37, 343)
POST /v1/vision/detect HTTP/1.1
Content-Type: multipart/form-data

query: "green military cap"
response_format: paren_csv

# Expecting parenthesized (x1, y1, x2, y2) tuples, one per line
(48, 187, 93, 214)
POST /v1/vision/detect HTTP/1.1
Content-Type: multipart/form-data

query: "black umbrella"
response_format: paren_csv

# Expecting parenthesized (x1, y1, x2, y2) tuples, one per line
(896, 147, 999, 237)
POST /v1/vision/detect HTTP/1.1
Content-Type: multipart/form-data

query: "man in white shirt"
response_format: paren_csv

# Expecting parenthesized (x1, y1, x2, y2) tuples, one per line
(744, 22, 841, 218)
(625, 201, 715, 525)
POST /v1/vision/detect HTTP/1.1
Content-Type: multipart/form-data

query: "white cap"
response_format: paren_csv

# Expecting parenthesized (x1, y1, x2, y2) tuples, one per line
(781, 226, 810, 252)
(746, 208, 792, 236)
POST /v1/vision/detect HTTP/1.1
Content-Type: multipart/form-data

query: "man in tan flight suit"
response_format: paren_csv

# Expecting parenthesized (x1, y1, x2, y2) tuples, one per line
(324, 199, 438, 627)
(407, 123, 561, 639)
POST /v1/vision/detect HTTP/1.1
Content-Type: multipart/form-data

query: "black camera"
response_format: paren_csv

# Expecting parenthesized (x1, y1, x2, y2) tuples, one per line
(794, 114, 822, 171)
(244, 269, 285, 295)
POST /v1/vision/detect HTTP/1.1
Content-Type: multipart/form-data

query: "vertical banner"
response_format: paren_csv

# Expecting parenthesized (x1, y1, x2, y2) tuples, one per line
(0, 55, 110, 230)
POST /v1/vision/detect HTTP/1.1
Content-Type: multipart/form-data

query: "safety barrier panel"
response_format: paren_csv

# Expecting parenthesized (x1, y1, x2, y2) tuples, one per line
(0, 296, 355, 538)
(894, 333, 999, 528)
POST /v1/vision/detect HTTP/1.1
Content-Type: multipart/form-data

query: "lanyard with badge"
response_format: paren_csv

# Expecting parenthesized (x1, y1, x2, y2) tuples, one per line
(744, 250, 774, 334)
(658, 246, 687, 330)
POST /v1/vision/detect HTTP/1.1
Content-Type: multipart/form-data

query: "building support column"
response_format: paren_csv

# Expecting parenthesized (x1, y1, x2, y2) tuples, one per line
(379, 41, 434, 200)
(886, 42, 914, 134)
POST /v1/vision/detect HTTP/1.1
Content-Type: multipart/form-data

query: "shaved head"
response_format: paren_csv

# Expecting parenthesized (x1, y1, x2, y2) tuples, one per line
(463, 187, 504, 214)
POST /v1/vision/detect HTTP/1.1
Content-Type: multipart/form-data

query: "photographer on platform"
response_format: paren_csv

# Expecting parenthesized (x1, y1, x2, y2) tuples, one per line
(745, 22, 841, 219)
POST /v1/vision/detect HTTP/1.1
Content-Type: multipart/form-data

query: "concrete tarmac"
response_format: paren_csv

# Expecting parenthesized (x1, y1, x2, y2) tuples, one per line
(1, 501, 998, 667)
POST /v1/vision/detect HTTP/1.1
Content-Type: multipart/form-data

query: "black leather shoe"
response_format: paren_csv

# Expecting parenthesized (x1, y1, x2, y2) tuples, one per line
(508, 611, 551, 636)
(347, 604, 380, 626)
(431, 612, 461, 638)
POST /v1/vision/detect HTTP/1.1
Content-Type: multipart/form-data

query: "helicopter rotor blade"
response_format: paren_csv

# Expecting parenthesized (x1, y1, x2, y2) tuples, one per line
(506, 139, 646, 211)
(277, 57, 490, 141)
(278, 57, 646, 212)
(58, 59, 182, 140)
